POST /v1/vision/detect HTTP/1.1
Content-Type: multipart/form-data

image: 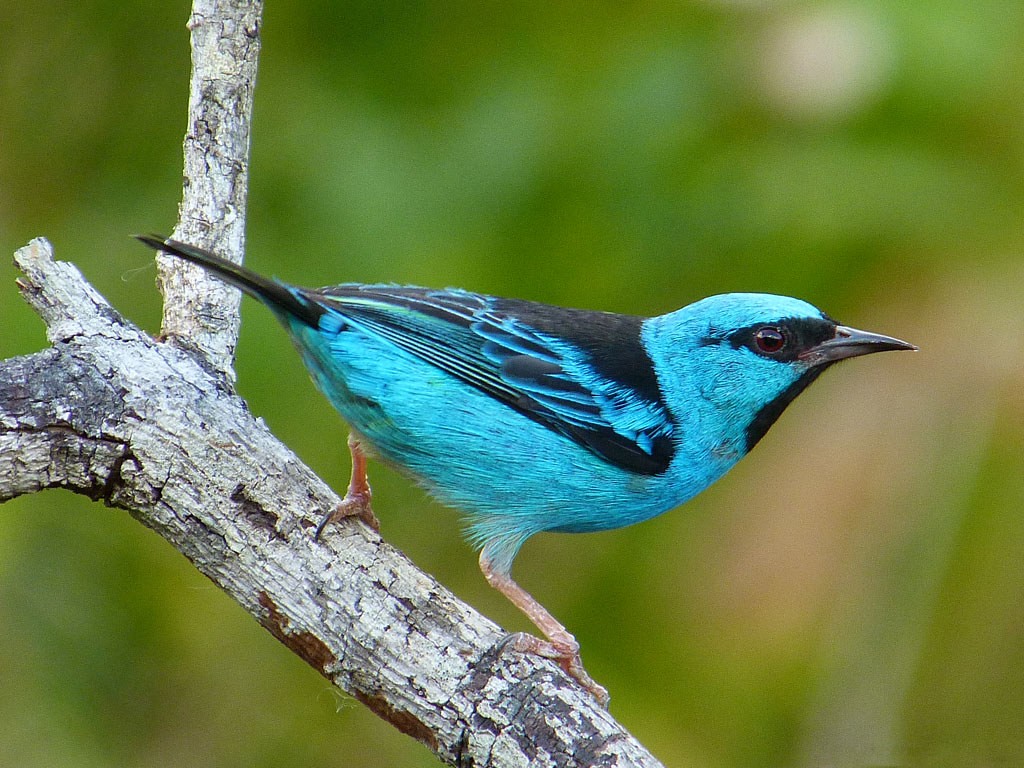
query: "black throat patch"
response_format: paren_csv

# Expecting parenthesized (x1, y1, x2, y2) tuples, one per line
(744, 365, 830, 452)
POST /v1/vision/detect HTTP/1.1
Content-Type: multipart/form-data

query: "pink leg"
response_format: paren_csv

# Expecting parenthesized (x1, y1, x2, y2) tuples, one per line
(479, 552, 609, 707)
(314, 434, 380, 538)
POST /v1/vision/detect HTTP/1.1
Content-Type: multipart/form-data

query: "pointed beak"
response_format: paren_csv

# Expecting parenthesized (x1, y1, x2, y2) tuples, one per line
(800, 325, 918, 365)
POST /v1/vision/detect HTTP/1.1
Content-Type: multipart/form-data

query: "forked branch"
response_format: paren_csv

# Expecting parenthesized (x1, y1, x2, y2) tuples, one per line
(0, 0, 663, 765)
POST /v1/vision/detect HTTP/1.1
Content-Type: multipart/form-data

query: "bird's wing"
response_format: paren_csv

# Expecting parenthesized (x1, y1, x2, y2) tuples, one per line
(310, 285, 676, 475)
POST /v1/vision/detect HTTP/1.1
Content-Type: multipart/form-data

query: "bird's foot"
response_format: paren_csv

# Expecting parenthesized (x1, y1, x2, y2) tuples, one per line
(499, 631, 610, 708)
(314, 489, 380, 539)
(315, 433, 379, 539)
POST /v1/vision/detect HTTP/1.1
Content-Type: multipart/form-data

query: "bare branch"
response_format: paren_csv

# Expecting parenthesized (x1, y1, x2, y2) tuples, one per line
(157, 0, 263, 378)
(0, 0, 666, 764)
(3, 239, 663, 768)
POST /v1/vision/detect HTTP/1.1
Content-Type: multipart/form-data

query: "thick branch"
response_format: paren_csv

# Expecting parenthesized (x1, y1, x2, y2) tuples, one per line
(0, 1, 664, 763)
(1, 239, 664, 768)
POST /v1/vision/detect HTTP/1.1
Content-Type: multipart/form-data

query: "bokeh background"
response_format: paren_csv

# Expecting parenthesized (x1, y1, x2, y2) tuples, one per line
(2, 1, 1023, 766)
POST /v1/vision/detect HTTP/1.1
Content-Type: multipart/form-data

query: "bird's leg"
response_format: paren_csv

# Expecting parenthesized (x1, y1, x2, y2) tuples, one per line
(314, 434, 380, 538)
(479, 552, 610, 707)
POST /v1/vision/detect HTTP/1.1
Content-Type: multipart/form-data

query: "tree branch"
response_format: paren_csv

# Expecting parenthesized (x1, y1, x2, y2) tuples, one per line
(0, 1, 664, 765)
(2, 238, 663, 767)
(157, 0, 263, 378)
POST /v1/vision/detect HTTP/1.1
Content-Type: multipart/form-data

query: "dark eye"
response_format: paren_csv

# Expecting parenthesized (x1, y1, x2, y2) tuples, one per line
(753, 326, 786, 354)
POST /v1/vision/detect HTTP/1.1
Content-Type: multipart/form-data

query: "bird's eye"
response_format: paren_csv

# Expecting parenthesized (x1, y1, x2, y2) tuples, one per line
(753, 326, 786, 354)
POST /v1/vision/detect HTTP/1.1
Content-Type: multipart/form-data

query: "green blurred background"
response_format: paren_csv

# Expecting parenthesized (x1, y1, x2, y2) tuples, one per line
(2, 1, 1023, 766)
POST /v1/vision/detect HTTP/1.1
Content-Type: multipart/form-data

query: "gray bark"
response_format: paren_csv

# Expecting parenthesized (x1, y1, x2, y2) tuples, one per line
(0, 0, 664, 765)
(157, 0, 263, 379)
(2, 239, 663, 767)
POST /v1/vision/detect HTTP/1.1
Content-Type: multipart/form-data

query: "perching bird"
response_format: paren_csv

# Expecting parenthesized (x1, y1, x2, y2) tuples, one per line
(138, 235, 915, 704)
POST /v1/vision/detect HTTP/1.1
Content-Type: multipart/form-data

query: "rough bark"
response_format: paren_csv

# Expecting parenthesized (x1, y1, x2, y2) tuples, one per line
(2, 239, 664, 767)
(157, 0, 263, 379)
(0, 0, 664, 766)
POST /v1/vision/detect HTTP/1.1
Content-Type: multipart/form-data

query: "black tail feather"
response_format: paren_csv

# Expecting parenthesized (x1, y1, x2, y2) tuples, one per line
(135, 234, 323, 328)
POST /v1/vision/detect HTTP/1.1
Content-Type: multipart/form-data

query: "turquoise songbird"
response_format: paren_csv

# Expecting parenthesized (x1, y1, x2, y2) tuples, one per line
(138, 235, 915, 704)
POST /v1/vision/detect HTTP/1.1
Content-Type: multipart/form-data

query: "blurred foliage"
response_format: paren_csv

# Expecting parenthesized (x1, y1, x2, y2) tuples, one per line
(2, 1, 1023, 766)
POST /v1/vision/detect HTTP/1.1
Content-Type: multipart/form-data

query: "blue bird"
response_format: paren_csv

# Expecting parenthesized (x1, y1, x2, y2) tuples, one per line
(138, 235, 915, 704)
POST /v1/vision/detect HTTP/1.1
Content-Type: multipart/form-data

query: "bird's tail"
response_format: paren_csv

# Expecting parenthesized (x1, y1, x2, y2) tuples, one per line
(136, 234, 323, 327)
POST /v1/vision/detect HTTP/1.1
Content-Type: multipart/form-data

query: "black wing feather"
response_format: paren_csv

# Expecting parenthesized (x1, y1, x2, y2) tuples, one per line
(313, 286, 677, 475)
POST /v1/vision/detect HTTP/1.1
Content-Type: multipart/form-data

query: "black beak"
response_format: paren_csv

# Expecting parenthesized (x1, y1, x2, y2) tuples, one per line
(800, 325, 917, 365)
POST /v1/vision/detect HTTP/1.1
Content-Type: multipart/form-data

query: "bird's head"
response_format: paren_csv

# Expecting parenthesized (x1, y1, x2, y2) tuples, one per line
(647, 293, 916, 458)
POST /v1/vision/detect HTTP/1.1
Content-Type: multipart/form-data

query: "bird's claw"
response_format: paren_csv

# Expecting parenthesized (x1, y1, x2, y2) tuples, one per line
(314, 490, 380, 539)
(496, 631, 610, 708)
